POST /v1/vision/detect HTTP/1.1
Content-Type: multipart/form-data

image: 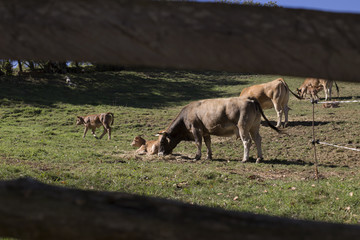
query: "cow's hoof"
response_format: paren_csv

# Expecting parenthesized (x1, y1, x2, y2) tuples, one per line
(241, 159, 248, 163)
(256, 158, 263, 164)
(206, 155, 212, 160)
(195, 155, 201, 160)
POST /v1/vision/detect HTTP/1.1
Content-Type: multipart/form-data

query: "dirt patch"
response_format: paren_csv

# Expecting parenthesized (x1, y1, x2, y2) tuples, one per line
(0, 156, 53, 171)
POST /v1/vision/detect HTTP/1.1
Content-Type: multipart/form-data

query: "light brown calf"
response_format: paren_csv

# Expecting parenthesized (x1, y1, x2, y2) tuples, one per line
(131, 136, 160, 155)
(302, 85, 323, 100)
(76, 112, 114, 140)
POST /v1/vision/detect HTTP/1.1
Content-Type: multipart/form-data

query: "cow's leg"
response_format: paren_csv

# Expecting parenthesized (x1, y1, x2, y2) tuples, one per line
(203, 135, 212, 160)
(283, 105, 289, 128)
(192, 128, 202, 160)
(107, 127, 111, 140)
(135, 145, 147, 155)
(324, 87, 331, 100)
(324, 89, 328, 100)
(273, 101, 283, 128)
(239, 130, 252, 163)
(99, 123, 111, 140)
(99, 128, 107, 139)
(328, 87, 332, 100)
(83, 127, 88, 138)
(250, 127, 262, 163)
(91, 127, 98, 139)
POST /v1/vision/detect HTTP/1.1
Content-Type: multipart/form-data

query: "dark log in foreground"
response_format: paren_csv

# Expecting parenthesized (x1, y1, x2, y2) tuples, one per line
(0, 178, 360, 240)
(1, 0, 360, 81)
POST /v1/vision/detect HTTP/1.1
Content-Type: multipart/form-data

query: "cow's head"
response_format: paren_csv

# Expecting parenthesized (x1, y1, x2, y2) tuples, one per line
(296, 87, 308, 99)
(76, 116, 85, 125)
(157, 131, 173, 156)
(131, 136, 146, 147)
(296, 88, 303, 98)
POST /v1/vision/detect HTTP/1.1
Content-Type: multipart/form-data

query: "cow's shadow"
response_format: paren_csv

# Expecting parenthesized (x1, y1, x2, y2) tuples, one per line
(259, 158, 349, 169)
(261, 120, 333, 127)
(260, 158, 313, 166)
(161, 155, 349, 169)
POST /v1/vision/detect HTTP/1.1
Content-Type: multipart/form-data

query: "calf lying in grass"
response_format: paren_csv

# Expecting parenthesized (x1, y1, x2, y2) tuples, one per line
(76, 112, 114, 140)
(131, 132, 164, 155)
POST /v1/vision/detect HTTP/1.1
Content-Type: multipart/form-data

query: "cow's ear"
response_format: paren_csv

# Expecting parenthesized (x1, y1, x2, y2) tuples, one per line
(156, 131, 166, 136)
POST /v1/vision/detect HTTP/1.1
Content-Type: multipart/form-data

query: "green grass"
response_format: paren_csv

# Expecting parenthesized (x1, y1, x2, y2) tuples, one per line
(1, 70, 360, 224)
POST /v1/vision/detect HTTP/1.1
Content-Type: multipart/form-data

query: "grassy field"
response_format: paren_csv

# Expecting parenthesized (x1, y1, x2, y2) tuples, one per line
(1, 69, 360, 224)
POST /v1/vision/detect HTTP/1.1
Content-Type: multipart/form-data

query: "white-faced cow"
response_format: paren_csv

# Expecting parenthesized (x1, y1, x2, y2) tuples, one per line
(296, 78, 339, 100)
(157, 97, 279, 163)
(239, 78, 302, 128)
(76, 112, 114, 140)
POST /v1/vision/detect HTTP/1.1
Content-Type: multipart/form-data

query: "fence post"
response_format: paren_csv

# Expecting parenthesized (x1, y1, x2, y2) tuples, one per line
(311, 98, 319, 180)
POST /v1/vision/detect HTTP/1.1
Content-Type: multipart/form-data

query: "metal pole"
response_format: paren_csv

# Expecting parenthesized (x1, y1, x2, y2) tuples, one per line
(311, 99, 319, 180)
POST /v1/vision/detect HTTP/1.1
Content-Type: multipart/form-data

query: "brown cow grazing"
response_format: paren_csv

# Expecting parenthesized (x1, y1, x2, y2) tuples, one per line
(297, 78, 339, 100)
(131, 135, 161, 155)
(157, 97, 279, 163)
(239, 78, 302, 128)
(76, 112, 114, 140)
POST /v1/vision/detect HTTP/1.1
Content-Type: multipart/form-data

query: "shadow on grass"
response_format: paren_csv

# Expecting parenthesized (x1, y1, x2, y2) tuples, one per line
(0, 69, 250, 108)
(261, 158, 313, 166)
(261, 158, 350, 169)
(286, 121, 332, 127)
(261, 121, 332, 127)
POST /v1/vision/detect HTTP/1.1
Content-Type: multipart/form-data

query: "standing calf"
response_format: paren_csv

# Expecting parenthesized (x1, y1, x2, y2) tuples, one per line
(76, 112, 114, 140)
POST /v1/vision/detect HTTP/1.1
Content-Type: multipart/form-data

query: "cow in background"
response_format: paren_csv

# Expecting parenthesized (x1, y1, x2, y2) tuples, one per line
(297, 78, 339, 100)
(240, 78, 302, 128)
(157, 97, 279, 163)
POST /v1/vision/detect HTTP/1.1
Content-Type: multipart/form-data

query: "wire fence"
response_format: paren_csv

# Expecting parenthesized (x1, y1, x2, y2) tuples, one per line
(311, 98, 360, 179)
(317, 141, 360, 152)
(315, 99, 360, 104)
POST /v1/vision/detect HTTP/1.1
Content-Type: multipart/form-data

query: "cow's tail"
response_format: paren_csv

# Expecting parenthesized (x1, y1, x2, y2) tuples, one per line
(334, 81, 340, 97)
(251, 98, 280, 133)
(280, 78, 303, 100)
(107, 112, 114, 125)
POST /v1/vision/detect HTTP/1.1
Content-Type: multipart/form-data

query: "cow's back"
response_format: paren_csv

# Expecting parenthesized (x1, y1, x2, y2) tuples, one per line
(301, 78, 331, 88)
(240, 78, 288, 110)
(183, 97, 259, 136)
(84, 114, 102, 128)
